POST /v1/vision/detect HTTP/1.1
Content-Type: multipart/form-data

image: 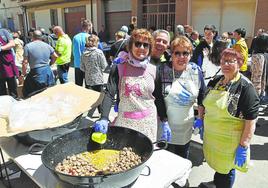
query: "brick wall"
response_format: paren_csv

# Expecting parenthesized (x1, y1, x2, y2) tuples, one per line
(254, 0, 268, 34)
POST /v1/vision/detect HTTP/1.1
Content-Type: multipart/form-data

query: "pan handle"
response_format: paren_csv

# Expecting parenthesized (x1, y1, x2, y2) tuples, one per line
(28, 143, 46, 155)
(152, 140, 168, 151)
(73, 177, 104, 186)
(140, 165, 151, 176)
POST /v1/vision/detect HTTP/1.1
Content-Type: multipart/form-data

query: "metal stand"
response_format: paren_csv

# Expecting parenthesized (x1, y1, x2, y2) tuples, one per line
(0, 147, 12, 187)
(0, 147, 21, 188)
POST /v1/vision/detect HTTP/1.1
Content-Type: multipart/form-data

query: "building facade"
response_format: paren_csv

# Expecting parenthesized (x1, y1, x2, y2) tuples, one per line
(0, 0, 23, 32)
(14, 0, 268, 43)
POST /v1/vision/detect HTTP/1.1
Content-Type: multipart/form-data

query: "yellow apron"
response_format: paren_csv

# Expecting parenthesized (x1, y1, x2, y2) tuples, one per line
(203, 88, 250, 174)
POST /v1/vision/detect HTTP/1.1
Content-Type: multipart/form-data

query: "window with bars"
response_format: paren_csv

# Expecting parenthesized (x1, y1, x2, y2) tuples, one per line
(142, 0, 175, 30)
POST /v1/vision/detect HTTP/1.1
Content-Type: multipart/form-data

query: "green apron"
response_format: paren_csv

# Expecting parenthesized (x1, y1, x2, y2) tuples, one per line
(203, 88, 250, 174)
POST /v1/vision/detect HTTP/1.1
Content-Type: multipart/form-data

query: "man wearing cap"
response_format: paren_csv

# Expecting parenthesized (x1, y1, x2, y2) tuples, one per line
(21, 30, 58, 98)
(120, 25, 130, 39)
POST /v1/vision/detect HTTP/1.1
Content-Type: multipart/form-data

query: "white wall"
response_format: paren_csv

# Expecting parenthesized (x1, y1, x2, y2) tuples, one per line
(35, 9, 51, 32)
(104, 0, 131, 12)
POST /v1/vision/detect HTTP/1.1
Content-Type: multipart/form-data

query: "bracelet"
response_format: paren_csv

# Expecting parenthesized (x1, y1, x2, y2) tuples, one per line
(239, 144, 248, 149)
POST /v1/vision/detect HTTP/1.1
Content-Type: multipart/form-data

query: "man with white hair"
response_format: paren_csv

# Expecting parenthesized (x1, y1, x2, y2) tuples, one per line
(176, 24, 185, 36)
(151, 29, 171, 66)
(120, 25, 130, 39)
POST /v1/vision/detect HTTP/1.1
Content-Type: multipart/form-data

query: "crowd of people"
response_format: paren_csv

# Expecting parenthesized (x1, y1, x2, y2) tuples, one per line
(0, 20, 267, 188)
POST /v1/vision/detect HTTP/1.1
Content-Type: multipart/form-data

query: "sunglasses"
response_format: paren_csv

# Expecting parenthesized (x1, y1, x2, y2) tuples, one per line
(134, 41, 150, 49)
(174, 51, 190, 57)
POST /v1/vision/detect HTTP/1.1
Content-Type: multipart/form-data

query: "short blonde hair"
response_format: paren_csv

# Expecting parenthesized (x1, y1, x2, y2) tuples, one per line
(170, 36, 193, 53)
(86, 34, 99, 48)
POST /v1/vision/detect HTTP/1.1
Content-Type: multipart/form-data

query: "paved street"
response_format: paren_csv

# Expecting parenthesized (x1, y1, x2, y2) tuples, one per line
(1, 67, 268, 188)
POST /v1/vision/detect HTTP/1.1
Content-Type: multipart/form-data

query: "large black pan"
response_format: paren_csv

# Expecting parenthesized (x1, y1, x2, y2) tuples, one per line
(41, 126, 165, 187)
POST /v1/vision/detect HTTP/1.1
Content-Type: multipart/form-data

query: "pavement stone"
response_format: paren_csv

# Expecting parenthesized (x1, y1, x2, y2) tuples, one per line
(1, 67, 267, 188)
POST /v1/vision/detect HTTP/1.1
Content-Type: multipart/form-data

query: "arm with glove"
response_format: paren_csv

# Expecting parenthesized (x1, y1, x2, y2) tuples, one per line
(193, 105, 205, 140)
(173, 83, 194, 106)
(161, 121, 172, 142)
(235, 119, 256, 167)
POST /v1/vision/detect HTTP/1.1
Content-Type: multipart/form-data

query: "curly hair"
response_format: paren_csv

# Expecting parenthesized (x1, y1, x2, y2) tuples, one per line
(127, 28, 154, 55)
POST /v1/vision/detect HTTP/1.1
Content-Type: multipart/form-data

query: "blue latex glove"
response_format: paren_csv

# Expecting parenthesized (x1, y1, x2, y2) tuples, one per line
(173, 84, 192, 106)
(93, 119, 108, 134)
(113, 57, 124, 64)
(113, 103, 118, 112)
(235, 145, 247, 167)
(161, 121, 172, 142)
(193, 118, 204, 140)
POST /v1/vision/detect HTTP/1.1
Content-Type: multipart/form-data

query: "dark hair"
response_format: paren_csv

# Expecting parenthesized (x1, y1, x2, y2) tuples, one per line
(234, 28, 246, 38)
(209, 39, 229, 66)
(254, 33, 268, 53)
(149, 26, 156, 32)
(204, 24, 216, 32)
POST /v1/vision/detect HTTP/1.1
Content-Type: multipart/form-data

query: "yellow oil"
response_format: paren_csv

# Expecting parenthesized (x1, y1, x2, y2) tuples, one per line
(81, 149, 120, 170)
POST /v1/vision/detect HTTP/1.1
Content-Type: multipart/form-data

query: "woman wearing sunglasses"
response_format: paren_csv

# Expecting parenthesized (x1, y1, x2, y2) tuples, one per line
(93, 28, 158, 141)
(198, 48, 259, 188)
(154, 36, 206, 158)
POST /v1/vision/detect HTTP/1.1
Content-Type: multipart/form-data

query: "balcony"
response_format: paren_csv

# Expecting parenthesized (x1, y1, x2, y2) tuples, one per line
(18, 0, 64, 7)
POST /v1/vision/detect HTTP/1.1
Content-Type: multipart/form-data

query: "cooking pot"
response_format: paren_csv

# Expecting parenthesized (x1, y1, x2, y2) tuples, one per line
(41, 126, 166, 187)
(14, 114, 83, 146)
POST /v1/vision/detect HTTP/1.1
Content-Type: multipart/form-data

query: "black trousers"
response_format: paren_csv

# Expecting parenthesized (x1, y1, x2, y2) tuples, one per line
(0, 77, 18, 98)
(86, 84, 103, 117)
(75, 68, 85, 86)
(166, 142, 190, 159)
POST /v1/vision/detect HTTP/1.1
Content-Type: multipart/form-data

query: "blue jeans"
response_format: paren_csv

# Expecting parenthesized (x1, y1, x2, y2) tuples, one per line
(22, 65, 55, 98)
(166, 142, 190, 159)
(214, 169, 236, 188)
(57, 63, 70, 84)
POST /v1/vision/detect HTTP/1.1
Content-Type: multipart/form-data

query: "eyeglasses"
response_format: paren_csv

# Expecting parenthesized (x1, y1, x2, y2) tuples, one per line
(134, 41, 150, 49)
(174, 51, 190, 57)
(220, 60, 237, 65)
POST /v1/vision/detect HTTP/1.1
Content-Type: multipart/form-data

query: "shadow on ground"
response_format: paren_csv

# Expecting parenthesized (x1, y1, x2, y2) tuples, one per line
(255, 118, 268, 137)
(189, 141, 204, 167)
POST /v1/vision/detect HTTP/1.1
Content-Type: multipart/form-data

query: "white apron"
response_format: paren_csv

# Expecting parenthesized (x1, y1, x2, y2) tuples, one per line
(114, 64, 157, 142)
(164, 66, 200, 145)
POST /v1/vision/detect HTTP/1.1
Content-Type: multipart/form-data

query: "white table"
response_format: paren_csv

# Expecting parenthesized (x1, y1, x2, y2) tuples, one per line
(0, 137, 192, 188)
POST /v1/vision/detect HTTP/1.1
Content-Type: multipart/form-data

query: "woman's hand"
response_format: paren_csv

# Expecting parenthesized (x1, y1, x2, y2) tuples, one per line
(161, 121, 172, 142)
(235, 145, 247, 167)
(93, 119, 109, 134)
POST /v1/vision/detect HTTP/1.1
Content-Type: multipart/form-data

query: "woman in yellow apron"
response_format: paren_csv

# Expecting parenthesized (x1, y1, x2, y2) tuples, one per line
(154, 36, 206, 158)
(199, 48, 259, 188)
(93, 29, 158, 142)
